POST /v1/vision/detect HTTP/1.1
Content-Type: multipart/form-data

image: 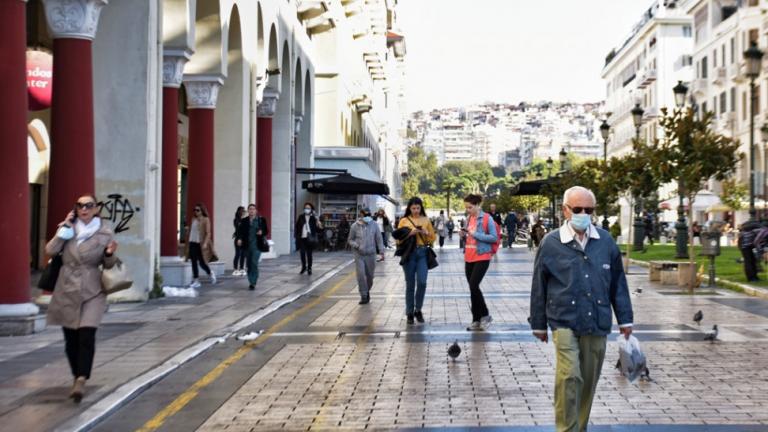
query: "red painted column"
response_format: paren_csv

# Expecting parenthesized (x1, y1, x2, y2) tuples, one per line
(0, 0, 31, 305)
(160, 54, 188, 257)
(183, 79, 221, 236)
(160, 87, 180, 256)
(42, 0, 106, 240)
(256, 91, 278, 237)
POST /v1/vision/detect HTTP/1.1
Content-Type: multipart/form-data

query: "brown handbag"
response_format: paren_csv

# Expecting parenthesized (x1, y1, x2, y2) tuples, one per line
(101, 258, 134, 295)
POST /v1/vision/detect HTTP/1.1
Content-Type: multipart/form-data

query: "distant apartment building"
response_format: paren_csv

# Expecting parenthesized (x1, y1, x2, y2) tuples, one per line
(601, 0, 693, 157)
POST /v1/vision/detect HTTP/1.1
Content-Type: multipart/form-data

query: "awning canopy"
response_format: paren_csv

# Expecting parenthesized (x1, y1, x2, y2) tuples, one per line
(302, 173, 390, 195)
(509, 179, 551, 196)
(659, 190, 723, 212)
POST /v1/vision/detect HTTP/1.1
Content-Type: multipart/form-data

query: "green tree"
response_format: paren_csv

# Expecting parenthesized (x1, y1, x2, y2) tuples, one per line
(650, 107, 742, 290)
(719, 178, 747, 211)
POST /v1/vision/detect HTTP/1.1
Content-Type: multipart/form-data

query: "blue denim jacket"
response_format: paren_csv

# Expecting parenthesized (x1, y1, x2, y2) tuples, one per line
(470, 210, 498, 255)
(529, 225, 633, 336)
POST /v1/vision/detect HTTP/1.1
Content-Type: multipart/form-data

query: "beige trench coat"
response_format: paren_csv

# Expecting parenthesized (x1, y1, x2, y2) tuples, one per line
(45, 221, 116, 329)
(184, 216, 217, 263)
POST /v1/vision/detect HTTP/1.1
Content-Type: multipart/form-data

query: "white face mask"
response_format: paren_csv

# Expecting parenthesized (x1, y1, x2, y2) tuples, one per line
(304, 208, 312, 215)
(57, 226, 75, 240)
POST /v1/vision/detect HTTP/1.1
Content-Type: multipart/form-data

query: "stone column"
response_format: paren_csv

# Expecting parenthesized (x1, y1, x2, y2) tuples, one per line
(256, 90, 278, 237)
(183, 76, 221, 234)
(42, 0, 108, 240)
(0, 0, 41, 335)
(160, 53, 188, 257)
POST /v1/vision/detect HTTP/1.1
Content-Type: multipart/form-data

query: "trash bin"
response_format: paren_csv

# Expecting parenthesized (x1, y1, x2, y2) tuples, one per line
(701, 231, 721, 256)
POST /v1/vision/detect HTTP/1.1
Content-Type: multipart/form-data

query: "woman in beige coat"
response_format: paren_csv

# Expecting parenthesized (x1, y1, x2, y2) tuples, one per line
(45, 193, 117, 402)
(184, 202, 217, 287)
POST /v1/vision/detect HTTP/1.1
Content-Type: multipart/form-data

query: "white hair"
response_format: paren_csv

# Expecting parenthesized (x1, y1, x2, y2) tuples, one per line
(563, 186, 596, 206)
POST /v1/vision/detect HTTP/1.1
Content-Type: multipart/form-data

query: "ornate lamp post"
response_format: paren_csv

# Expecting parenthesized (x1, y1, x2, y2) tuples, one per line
(745, 41, 764, 221)
(600, 119, 611, 229)
(673, 81, 690, 258)
(761, 123, 768, 219)
(631, 103, 645, 251)
(546, 156, 555, 226)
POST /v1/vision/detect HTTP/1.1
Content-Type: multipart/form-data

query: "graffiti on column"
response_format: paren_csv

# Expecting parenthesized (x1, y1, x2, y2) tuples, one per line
(100, 194, 141, 234)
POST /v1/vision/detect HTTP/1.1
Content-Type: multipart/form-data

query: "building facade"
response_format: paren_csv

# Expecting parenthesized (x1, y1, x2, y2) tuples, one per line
(0, 0, 407, 334)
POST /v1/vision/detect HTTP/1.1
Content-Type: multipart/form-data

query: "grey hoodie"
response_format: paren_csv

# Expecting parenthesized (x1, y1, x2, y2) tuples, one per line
(348, 219, 384, 256)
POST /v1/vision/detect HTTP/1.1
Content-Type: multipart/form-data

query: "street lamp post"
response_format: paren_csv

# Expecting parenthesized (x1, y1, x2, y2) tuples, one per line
(673, 81, 690, 258)
(631, 103, 645, 251)
(600, 119, 611, 229)
(745, 41, 764, 221)
(546, 156, 555, 227)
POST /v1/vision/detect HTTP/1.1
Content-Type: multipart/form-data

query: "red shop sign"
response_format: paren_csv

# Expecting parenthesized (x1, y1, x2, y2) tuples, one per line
(27, 50, 53, 111)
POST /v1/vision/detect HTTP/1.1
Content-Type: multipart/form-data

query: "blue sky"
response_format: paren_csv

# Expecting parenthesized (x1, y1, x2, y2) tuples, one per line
(398, 0, 654, 111)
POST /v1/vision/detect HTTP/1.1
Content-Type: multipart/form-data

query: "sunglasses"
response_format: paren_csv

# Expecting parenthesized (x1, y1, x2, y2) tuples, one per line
(194, 208, 201, 213)
(76, 202, 97, 210)
(566, 204, 595, 215)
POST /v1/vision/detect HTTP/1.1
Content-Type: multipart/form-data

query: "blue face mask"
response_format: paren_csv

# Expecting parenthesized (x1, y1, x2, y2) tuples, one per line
(362, 216, 373, 224)
(57, 226, 75, 240)
(570, 213, 592, 231)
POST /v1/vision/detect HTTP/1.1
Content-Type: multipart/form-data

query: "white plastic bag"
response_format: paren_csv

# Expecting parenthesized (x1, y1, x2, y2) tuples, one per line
(616, 334, 646, 382)
(162, 286, 199, 298)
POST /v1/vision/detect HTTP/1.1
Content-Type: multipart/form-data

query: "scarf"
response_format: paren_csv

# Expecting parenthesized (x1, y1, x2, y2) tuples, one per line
(75, 217, 102, 245)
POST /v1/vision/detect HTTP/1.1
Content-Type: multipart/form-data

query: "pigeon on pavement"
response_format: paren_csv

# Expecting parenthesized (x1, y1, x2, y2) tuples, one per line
(237, 330, 264, 342)
(703, 325, 718, 342)
(448, 341, 461, 360)
(693, 310, 703, 326)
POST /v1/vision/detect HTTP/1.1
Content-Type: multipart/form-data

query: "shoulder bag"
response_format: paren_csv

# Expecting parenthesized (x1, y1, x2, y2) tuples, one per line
(38, 253, 63, 291)
(408, 217, 438, 270)
(101, 258, 134, 295)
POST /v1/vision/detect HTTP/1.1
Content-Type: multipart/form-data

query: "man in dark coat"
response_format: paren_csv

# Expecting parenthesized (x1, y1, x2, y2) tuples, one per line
(236, 204, 268, 290)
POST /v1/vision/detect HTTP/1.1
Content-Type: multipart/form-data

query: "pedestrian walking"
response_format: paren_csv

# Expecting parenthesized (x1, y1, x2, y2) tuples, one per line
(295, 202, 322, 275)
(45, 193, 119, 403)
(435, 210, 448, 248)
(337, 215, 351, 250)
(396, 197, 436, 324)
(531, 219, 546, 248)
(348, 208, 385, 304)
(446, 218, 455, 240)
(504, 211, 519, 248)
(232, 206, 247, 276)
(376, 209, 392, 249)
(529, 186, 634, 432)
(185, 203, 217, 287)
(460, 194, 497, 331)
(488, 203, 503, 226)
(738, 220, 761, 282)
(236, 204, 268, 290)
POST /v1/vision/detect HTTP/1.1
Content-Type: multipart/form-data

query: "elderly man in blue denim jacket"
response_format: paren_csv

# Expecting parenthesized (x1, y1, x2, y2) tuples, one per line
(529, 186, 633, 432)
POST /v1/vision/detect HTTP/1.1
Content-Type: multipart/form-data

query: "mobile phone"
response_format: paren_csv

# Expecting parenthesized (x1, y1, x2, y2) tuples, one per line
(71, 205, 78, 223)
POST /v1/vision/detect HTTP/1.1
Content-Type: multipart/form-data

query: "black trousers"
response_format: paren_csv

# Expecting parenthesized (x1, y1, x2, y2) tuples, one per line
(741, 247, 759, 281)
(63, 327, 97, 379)
(439, 236, 445, 247)
(233, 241, 246, 270)
(189, 242, 211, 278)
(465, 260, 490, 322)
(299, 238, 314, 269)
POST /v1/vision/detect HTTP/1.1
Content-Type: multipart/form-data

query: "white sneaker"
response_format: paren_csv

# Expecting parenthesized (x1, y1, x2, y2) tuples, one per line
(480, 315, 493, 328)
(189, 279, 201, 288)
(466, 321, 482, 331)
(234, 269, 243, 276)
(210, 273, 218, 284)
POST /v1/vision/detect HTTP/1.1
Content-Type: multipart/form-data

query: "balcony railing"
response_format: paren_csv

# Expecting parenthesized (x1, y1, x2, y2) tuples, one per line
(691, 78, 709, 95)
(712, 66, 727, 86)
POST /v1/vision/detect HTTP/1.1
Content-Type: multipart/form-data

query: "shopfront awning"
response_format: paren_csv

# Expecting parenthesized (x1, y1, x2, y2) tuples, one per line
(302, 173, 390, 195)
(509, 179, 551, 196)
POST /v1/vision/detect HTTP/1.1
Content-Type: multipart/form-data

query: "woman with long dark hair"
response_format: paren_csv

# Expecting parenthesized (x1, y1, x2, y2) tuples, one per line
(295, 202, 322, 275)
(185, 203, 217, 287)
(396, 197, 436, 324)
(232, 206, 246, 276)
(459, 194, 496, 331)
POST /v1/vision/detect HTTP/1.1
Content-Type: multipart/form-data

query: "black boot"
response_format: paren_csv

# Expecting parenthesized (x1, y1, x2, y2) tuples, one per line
(414, 311, 424, 323)
(359, 295, 370, 305)
(307, 268, 312, 275)
(299, 267, 306, 274)
(406, 314, 414, 325)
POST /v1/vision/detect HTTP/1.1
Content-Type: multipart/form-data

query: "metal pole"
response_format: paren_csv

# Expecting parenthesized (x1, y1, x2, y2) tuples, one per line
(632, 126, 645, 251)
(603, 137, 610, 230)
(708, 255, 716, 287)
(675, 108, 688, 258)
(750, 77, 757, 221)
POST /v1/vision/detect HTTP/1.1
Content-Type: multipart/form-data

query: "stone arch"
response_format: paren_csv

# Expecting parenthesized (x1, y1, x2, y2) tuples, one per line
(264, 24, 279, 90)
(185, 0, 225, 76)
(256, 2, 265, 68)
(213, 3, 250, 268)
(162, 0, 196, 51)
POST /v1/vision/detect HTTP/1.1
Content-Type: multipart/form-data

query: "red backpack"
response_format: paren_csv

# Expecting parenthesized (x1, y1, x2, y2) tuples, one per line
(482, 213, 503, 254)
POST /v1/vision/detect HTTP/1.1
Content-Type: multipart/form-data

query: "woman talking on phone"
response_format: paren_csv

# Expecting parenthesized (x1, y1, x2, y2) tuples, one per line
(397, 197, 436, 324)
(45, 194, 118, 402)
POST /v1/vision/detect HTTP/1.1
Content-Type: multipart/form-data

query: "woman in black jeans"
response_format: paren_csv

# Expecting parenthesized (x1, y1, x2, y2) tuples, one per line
(295, 202, 322, 275)
(459, 194, 497, 331)
(232, 206, 246, 276)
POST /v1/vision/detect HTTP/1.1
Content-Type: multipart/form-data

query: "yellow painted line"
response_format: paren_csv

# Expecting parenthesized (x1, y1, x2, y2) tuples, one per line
(136, 272, 354, 432)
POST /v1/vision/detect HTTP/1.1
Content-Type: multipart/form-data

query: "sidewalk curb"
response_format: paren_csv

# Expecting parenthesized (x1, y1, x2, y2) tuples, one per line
(629, 258, 768, 299)
(57, 259, 354, 432)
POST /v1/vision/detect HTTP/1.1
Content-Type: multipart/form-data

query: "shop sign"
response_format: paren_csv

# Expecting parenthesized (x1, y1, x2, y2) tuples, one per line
(27, 50, 53, 111)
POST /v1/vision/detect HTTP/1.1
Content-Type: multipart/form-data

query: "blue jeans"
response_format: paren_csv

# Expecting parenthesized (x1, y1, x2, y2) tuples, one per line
(403, 247, 428, 315)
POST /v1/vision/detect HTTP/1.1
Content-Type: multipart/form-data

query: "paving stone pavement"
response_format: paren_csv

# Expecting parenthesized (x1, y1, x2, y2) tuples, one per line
(0, 252, 352, 432)
(192, 241, 768, 431)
